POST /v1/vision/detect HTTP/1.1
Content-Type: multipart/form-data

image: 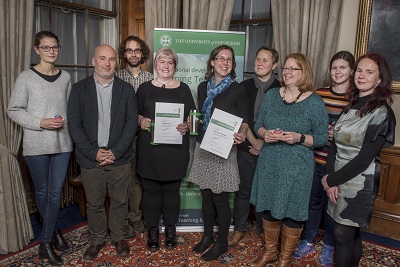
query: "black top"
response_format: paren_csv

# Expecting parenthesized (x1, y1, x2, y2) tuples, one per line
(238, 78, 281, 152)
(31, 67, 62, 82)
(196, 81, 249, 144)
(136, 81, 196, 181)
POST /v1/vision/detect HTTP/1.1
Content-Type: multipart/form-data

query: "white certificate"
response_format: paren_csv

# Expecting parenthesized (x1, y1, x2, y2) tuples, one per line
(200, 108, 242, 159)
(153, 102, 184, 144)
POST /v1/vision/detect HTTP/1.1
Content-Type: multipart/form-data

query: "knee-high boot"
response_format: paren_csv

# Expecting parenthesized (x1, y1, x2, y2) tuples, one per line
(251, 220, 281, 267)
(277, 224, 302, 267)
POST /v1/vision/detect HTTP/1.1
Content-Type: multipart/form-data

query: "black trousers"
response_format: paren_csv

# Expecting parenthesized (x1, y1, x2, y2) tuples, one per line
(142, 178, 182, 228)
(201, 189, 231, 243)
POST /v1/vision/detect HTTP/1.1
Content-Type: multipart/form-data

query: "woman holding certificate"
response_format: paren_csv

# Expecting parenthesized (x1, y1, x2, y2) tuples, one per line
(136, 47, 196, 252)
(250, 53, 328, 267)
(188, 45, 248, 261)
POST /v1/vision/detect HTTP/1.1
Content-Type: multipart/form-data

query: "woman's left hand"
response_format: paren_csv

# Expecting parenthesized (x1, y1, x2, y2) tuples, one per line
(321, 174, 330, 189)
(233, 131, 246, 145)
(176, 121, 189, 135)
(326, 186, 338, 204)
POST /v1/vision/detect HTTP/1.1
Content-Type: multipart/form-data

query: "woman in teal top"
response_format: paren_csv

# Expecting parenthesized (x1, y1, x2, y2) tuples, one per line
(250, 53, 328, 267)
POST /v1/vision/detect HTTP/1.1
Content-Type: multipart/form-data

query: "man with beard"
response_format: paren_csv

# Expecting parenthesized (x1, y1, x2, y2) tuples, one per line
(68, 45, 138, 260)
(116, 36, 153, 238)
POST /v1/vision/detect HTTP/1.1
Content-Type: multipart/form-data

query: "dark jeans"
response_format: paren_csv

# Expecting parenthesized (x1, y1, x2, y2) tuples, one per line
(25, 152, 71, 242)
(235, 150, 262, 232)
(81, 162, 131, 245)
(201, 189, 231, 243)
(302, 163, 335, 246)
(142, 178, 182, 228)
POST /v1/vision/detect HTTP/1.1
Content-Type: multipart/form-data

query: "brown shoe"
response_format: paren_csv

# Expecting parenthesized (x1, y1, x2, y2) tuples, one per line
(83, 243, 105, 261)
(227, 231, 246, 247)
(132, 219, 147, 233)
(113, 240, 130, 257)
(124, 224, 135, 239)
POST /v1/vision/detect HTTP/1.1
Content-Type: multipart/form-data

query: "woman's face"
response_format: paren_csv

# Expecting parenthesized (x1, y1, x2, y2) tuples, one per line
(282, 57, 302, 87)
(211, 49, 233, 80)
(354, 58, 381, 97)
(254, 50, 277, 80)
(155, 55, 175, 79)
(34, 37, 59, 64)
(331, 59, 352, 85)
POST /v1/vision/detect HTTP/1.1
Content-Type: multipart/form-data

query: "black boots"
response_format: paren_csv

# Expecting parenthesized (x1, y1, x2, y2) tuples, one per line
(165, 225, 177, 250)
(193, 234, 215, 254)
(39, 241, 63, 266)
(52, 227, 69, 252)
(201, 241, 228, 261)
(147, 226, 160, 252)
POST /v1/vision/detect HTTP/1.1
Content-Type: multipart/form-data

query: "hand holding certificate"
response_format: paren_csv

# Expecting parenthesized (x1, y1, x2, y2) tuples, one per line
(200, 108, 243, 159)
(153, 102, 184, 144)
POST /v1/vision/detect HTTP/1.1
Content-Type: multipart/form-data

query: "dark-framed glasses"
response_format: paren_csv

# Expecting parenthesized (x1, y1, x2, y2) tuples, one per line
(38, 45, 61, 52)
(214, 57, 233, 64)
(125, 48, 142, 54)
(281, 67, 302, 72)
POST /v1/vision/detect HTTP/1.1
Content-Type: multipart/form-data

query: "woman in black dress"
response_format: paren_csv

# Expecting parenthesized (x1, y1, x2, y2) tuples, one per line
(136, 47, 196, 252)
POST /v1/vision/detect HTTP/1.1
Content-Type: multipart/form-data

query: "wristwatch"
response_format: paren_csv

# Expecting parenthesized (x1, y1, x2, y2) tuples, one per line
(299, 134, 306, 144)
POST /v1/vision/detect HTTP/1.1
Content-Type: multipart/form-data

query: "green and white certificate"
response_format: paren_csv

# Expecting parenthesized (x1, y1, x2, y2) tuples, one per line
(200, 108, 242, 159)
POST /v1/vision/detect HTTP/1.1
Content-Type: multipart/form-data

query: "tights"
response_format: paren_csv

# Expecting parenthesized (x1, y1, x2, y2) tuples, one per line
(334, 222, 362, 267)
(201, 189, 231, 243)
(262, 210, 302, 229)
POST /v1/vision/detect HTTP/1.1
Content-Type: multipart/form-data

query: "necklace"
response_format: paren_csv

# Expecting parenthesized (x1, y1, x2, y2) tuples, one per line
(156, 77, 174, 88)
(281, 87, 303, 105)
(335, 111, 354, 132)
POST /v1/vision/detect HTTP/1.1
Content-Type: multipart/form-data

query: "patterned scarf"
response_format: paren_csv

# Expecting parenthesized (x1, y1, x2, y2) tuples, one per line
(202, 75, 233, 129)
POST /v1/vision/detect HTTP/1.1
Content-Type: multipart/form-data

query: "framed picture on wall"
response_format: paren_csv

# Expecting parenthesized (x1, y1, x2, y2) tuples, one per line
(355, 0, 400, 93)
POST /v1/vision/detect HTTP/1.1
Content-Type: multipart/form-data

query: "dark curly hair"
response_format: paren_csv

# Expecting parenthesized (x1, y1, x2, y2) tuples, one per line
(118, 35, 150, 64)
(345, 52, 393, 117)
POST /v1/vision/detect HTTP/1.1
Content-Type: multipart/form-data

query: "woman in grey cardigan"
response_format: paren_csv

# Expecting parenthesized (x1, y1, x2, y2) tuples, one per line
(7, 31, 73, 266)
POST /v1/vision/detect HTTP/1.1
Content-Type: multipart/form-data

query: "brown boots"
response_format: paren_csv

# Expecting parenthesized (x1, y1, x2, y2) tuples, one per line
(251, 220, 302, 267)
(251, 220, 281, 267)
(277, 224, 302, 267)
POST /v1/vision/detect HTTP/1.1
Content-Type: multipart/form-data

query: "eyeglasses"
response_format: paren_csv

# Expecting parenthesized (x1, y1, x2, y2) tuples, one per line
(125, 48, 142, 54)
(214, 57, 233, 64)
(38, 45, 61, 52)
(281, 67, 302, 72)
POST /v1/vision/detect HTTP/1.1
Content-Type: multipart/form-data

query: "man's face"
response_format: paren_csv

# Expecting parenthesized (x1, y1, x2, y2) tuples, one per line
(125, 40, 143, 68)
(92, 45, 117, 80)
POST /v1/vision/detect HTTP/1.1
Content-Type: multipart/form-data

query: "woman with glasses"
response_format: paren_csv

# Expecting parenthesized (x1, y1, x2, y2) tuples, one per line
(188, 45, 248, 261)
(7, 31, 72, 266)
(250, 53, 328, 267)
(136, 47, 196, 252)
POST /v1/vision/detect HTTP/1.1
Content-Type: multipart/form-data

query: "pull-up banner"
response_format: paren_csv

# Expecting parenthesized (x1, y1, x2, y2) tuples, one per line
(153, 28, 246, 231)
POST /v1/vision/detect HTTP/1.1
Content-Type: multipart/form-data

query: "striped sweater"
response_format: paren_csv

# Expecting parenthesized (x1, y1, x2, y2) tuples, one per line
(314, 86, 349, 165)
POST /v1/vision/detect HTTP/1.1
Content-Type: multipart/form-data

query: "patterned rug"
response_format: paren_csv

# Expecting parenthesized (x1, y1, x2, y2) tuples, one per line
(1, 222, 399, 267)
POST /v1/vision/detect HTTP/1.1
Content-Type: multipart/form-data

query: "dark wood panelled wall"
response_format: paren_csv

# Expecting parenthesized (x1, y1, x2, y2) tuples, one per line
(367, 146, 400, 239)
(119, 0, 148, 71)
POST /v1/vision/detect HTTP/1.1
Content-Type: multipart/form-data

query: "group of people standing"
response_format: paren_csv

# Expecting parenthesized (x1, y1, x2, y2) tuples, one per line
(7, 30, 395, 267)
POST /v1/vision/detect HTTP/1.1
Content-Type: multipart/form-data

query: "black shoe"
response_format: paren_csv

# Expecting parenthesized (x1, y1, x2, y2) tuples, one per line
(192, 234, 215, 254)
(113, 240, 130, 257)
(165, 225, 177, 250)
(52, 227, 70, 252)
(200, 242, 228, 261)
(147, 226, 159, 252)
(39, 241, 63, 266)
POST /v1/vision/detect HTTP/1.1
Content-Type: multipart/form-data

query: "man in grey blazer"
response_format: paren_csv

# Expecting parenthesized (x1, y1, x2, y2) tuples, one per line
(68, 45, 138, 261)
